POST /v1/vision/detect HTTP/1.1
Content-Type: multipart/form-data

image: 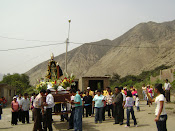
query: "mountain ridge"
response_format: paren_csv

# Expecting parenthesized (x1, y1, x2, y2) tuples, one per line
(26, 20, 175, 85)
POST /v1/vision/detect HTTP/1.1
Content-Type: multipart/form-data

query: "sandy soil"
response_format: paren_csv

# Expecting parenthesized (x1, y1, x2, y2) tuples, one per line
(0, 100, 175, 131)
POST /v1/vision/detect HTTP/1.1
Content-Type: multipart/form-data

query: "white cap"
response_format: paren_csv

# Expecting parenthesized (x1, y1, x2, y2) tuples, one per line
(13, 96, 17, 99)
(87, 87, 90, 90)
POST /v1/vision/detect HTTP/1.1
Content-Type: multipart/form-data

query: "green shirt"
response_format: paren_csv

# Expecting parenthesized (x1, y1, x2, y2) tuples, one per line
(74, 94, 82, 107)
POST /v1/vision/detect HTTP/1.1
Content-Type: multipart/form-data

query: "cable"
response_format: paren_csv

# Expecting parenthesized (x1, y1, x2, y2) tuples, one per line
(0, 35, 60, 43)
(0, 40, 172, 52)
(0, 42, 65, 51)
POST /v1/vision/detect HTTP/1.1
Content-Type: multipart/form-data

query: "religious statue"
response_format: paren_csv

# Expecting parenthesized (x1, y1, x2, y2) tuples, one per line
(46, 53, 63, 80)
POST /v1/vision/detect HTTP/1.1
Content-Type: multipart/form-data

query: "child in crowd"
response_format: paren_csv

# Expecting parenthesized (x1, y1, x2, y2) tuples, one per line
(124, 91, 137, 127)
(135, 95, 140, 111)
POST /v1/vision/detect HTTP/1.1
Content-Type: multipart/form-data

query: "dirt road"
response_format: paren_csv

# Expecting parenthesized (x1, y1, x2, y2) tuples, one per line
(0, 101, 175, 131)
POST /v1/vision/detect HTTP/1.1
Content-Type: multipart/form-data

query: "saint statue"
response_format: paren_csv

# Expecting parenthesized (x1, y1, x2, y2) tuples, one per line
(46, 53, 63, 80)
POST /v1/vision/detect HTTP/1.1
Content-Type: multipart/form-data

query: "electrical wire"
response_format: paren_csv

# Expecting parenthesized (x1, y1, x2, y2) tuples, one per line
(0, 42, 65, 51)
(0, 40, 171, 52)
(0, 35, 60, 43)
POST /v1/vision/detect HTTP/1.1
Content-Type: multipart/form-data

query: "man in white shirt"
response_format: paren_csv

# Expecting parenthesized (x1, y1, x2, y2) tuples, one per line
(33, 89, 46, 131)
(20, 93, 30, 124)
(17, 94, 23, 122)
(43, 89, 55, 131)
(164, 79, 171, 102)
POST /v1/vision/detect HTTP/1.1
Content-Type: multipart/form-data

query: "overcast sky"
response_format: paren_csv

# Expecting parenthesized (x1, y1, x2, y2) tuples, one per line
(0, 0, 175, 75)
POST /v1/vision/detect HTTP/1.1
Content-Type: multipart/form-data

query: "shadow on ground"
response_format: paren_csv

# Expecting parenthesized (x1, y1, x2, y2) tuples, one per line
(0, 127, 13, 130)
(53, 120, 100, 131)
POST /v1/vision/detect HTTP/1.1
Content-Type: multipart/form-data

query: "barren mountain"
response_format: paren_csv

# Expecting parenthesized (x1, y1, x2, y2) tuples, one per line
(26, 39, 112, 85)
(26, 20, 175, 85)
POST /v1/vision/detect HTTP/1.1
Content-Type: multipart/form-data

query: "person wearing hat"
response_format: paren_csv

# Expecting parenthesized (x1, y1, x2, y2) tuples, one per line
(113, 87, 123, 125)
(87, 87, 94, 97)
(33, 89, 46, 131)
(11, 96, 19, 125)
(43, 89, 55, 131)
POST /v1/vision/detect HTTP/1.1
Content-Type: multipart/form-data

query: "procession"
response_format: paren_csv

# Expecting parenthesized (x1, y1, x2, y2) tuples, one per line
(1, 1, 175, 131)
(0, 54, 174, 131)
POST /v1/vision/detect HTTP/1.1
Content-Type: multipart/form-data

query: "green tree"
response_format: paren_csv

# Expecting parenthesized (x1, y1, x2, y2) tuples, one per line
(0, 73, 31, 94)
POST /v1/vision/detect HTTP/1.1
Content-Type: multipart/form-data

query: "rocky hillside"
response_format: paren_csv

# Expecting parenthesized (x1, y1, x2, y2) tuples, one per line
(26, 20, 175, 85)
(26, 39, 113, 85)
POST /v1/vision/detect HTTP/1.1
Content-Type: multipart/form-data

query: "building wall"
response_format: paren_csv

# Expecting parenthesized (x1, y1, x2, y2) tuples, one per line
(80, 77, 110, 91)
(0, 84, 16, 104)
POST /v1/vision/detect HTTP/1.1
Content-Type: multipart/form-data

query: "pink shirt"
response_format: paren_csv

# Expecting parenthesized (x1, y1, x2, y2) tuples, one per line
(132, 91, 137, 96)
(11, 101, 19, 112)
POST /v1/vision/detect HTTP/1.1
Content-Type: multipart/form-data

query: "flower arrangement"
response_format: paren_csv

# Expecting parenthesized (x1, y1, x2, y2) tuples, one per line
(58, 73, 76, 88)
(36, 73, 76, 92)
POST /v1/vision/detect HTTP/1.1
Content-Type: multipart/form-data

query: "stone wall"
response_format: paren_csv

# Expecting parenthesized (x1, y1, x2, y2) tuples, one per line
(150, 68, 175, 82)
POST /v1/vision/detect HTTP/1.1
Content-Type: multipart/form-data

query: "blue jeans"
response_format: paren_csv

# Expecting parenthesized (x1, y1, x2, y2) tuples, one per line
(126, 107, 137, 126)
(136, 106, 140, 111)
(95, 107, 103, 123)
(156, 115, 167, 131)
(142, 90, 146, 100)
(74, 106, 82, 131)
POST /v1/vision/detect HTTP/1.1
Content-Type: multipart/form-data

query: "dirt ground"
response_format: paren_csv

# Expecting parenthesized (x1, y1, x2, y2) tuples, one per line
(0, 100, 175, 131)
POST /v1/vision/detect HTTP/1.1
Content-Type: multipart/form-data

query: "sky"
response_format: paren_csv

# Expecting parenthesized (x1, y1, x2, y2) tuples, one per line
(0, 0, 175, 75)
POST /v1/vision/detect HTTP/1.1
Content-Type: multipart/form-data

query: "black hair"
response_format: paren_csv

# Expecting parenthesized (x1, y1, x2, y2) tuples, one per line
(46, 89, 51, 94)
(24, 93, 28, 96)
(72, 89, 76, 93)
(115, 87, 121, 91)
(127, 91, 132, 97)
(97, 89, 101, 93)
(120, 87, 123, 90)
(40, 89, 46, 94)
(70, 89, 73, 93)
(136, 95, 138, 97)
(108, 89, 112, 92)
(155, 84, 164, 94)
(106, 87, 110, 89)
(166, 79, 168, 82)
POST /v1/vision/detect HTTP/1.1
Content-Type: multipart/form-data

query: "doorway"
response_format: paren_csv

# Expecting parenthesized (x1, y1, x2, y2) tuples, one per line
(89, 80, 104, 91)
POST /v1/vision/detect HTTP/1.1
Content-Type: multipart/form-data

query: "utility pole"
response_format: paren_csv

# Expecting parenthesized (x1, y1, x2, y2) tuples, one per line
(65, 19, 71, 73)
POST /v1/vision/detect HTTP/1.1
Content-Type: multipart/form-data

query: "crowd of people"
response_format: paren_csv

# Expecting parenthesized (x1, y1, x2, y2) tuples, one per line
(0, 79, 171, 131)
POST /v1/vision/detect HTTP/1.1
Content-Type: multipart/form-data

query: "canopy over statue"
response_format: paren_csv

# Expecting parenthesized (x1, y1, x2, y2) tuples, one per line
(46, 53, 63, 80)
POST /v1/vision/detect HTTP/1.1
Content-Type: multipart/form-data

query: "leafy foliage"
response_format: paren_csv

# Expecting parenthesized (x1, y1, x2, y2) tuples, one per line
(0, 73, 31, 94)
(110, 65, 171, 89)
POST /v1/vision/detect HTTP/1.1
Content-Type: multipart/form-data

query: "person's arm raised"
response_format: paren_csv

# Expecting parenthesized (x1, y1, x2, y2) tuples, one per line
(146, 90, 155, 102)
